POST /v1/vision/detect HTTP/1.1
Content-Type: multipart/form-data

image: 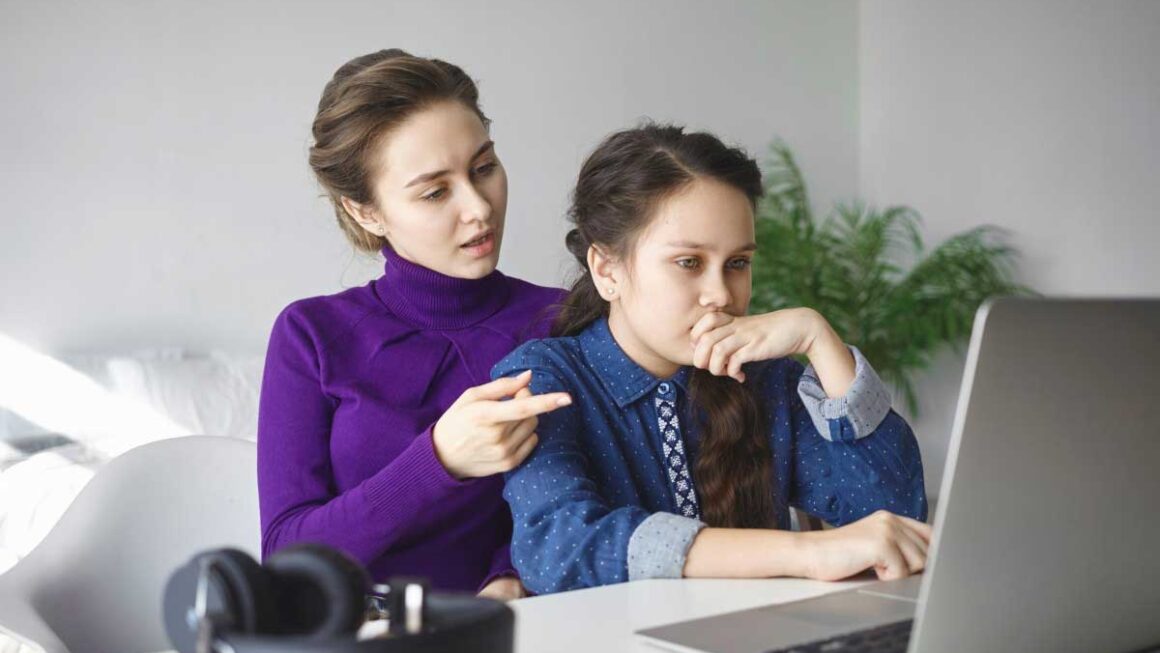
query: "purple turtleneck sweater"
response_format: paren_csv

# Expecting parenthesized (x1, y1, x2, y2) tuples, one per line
(257, 247, 563, 591)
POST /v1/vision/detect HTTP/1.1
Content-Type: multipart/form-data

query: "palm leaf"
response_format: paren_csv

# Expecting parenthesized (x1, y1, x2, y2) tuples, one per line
(751, 141, 1033, 415)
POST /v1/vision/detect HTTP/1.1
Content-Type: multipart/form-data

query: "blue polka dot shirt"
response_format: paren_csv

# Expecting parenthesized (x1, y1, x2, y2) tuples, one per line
(492, 317, 927, 594)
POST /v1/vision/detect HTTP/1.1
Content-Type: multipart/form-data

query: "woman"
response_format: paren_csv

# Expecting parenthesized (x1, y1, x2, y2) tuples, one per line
(257, 49, 571, 600)
(493, 124, 930, 594)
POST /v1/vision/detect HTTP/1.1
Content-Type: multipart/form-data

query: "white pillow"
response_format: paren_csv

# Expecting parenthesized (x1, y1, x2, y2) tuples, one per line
(104, 350, 263, 441)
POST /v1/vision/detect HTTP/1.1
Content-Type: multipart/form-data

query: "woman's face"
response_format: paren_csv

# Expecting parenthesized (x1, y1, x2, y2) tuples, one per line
(352, 100, 507, 279)
(603, 177, 756, 378)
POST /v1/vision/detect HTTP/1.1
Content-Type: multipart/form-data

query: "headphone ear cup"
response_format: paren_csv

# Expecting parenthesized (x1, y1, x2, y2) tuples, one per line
(163, 548, 277, 653)
(263, 543, 370, 639)
(204, 548, 278, 635)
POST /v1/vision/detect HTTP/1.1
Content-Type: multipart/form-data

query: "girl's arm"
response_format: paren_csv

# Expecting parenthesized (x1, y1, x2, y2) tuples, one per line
(495, 344, 705, 594)
(683, 511, 931, 581)
(686, 307, 930, 580)
(692, 307, 927, 524)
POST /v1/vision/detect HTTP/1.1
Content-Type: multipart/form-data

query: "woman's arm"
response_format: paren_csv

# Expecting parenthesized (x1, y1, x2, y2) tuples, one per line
(261, 304, 572, 567)
(258, 305, 476, 565)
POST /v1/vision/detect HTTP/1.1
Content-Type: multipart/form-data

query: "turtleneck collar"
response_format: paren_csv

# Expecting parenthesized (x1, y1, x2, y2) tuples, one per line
(373, 246, 510, 330)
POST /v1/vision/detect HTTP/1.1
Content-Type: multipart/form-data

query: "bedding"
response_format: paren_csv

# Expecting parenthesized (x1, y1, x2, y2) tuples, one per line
(0, 350, 262, 574)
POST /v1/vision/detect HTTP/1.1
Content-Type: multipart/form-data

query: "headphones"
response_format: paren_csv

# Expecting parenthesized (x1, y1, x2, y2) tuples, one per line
(163, 543, 514, 653)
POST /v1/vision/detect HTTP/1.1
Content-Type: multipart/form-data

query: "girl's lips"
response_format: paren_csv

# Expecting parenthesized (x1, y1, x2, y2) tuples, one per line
(461, 231, 495, 257)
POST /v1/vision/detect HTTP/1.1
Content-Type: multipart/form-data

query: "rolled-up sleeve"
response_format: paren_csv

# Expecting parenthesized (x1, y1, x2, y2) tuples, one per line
(796, 345, 894, 443)
(626, 512, 706, 580)
(777, 352, 927, 526)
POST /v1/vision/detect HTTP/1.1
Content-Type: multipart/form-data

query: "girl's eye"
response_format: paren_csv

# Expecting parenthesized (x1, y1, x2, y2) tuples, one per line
(473, 162, 498, 176)
(421, 188, 447, 202)
(727, 258, 752, 270)
(676, 258, 700, 270)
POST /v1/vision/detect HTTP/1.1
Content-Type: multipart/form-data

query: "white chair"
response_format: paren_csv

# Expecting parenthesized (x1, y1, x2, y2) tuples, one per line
(0, 436, 259, 653)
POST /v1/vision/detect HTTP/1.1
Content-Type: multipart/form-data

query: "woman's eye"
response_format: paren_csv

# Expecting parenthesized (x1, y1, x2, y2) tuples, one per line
(473, 162, 498, 176)
(421, 188, 447, 202)
(727, 258, 752, 270)
(676, 258, 700, 270)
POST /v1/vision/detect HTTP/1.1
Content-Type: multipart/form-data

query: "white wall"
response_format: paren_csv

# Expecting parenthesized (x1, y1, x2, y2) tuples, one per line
(860, 1, 1160, 495)
(0, 0, 860, 356)
(9, 1, 1155, 500)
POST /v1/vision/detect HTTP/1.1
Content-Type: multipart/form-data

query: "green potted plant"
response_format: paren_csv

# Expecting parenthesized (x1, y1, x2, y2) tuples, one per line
(750, 141, 1033, 415)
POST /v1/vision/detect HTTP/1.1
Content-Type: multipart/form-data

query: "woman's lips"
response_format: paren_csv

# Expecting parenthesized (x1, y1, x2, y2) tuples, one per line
(461, 231, 495, 257)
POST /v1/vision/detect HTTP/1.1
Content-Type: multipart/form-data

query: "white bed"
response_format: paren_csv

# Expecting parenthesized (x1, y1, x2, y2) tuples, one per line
(0, 349, 264, 575)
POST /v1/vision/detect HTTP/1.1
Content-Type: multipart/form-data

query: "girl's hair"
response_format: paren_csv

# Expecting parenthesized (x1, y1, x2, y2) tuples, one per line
(308, 49, 490, 253)
(552, 123, 775, 529)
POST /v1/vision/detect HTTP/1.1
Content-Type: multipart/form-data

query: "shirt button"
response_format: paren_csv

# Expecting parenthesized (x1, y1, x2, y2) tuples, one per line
(658, 382, 671, 394)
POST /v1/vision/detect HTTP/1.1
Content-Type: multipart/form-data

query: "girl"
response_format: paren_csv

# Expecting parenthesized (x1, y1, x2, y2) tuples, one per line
(493, 124, 929, 594)
(258, 50, 572, 600)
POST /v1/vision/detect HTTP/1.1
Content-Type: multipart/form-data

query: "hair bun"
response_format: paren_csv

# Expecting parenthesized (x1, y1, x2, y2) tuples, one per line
(564, 228, 589, 262)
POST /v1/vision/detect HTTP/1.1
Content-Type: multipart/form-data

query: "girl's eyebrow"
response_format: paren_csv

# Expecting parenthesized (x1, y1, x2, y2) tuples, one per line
(664, 240, 758, 252)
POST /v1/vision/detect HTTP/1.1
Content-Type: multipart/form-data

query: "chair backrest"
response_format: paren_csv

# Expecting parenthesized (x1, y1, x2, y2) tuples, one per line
(0, 436, 259, 653)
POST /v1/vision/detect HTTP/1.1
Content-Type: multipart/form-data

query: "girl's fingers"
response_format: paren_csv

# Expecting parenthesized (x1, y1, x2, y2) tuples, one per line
(897, 516, 933, 544)
(898, 524, 929, 561)
(693, 327, 733, 369)
(894, 529, 927, 573)
(726, 343, 752, 381)
(708, 335, 743, 376)
(691, 311, 733, 342)
(876, 542, 909, 581)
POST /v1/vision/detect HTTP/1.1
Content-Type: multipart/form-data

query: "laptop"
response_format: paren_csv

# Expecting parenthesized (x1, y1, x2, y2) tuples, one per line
(637, 297, 1160, 653)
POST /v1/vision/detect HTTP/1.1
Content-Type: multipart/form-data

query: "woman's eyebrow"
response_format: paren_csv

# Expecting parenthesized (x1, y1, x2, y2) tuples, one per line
(664, 240, 758, 252)
(404, 141, 495, 188)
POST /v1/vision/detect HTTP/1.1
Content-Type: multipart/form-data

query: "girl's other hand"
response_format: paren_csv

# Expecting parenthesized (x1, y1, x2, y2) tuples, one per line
(799, 510, 932, 581)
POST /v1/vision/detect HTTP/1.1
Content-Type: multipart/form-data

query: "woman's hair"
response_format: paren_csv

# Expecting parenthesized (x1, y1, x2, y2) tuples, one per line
(308, 49, 490, 253)
(552, 123, 775, 529)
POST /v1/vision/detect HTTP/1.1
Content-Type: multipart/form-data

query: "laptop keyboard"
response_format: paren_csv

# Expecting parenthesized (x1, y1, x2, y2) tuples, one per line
(764, 618, 913, 652)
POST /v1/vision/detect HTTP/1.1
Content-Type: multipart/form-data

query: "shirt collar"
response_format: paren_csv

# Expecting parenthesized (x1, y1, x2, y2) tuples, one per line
(578, 317, 691, 408)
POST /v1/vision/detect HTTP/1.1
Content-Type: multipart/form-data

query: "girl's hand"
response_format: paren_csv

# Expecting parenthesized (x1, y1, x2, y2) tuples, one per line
(476, 576, 527, 601)
(432, 371, 572, 479)
(690, 308, 824, 382)
(799, 510, 932, 581)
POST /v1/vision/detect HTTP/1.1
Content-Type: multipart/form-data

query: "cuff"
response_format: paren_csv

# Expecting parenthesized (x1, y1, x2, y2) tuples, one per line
(363, 424, 475, 514)
(626, 512, 707, 580)
(797, 345, 892, 443)
(478, 544, 518, 592)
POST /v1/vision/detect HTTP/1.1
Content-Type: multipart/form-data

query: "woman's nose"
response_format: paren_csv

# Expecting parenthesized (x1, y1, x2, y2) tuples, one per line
(459, 183, 492, 224)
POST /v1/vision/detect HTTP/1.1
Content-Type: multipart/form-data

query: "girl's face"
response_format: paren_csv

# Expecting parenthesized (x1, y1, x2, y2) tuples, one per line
(345, 100, 507, 279)
(600, 177, 756, 378)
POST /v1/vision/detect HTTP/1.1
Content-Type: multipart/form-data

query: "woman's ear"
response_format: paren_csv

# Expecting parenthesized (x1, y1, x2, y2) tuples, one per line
(587, 245, 619, 301)
(340, 196, 388, 237)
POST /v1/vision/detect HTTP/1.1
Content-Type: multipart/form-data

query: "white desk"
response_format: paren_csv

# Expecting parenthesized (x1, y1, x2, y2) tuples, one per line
(510, 577, 874, 652)
(1, 578, 873, 653)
